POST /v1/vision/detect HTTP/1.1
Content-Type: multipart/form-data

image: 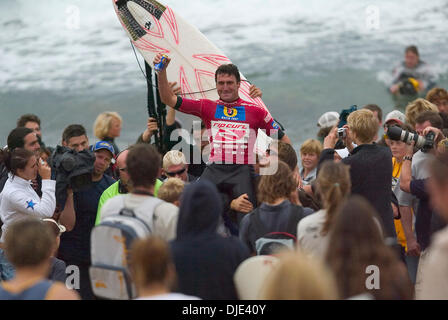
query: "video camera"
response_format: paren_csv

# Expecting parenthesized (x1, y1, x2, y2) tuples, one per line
(387, 126, 436, 153)
(51, 146, 95, 209)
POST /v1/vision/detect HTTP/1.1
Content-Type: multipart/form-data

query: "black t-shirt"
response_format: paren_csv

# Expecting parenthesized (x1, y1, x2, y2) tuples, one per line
(58, 174, 115, 264)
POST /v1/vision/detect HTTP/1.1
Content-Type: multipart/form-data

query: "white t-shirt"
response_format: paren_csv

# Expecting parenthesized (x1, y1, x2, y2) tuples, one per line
(296, 209, 329, 259)
(135, 293, 201, 300)
(100, 193, 179, 242)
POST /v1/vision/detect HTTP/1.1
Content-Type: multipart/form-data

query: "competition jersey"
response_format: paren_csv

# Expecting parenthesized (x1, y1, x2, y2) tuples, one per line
(175, 97, 281, 164)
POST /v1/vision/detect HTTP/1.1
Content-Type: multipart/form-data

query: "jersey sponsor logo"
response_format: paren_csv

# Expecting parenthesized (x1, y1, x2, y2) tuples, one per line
(211, 121, 249, 144)
(214, 105, 246, 121)
(271, 120, 280, 130)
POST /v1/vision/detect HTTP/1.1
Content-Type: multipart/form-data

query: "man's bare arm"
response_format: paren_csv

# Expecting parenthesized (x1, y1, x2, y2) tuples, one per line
(154, 53, 178, 108)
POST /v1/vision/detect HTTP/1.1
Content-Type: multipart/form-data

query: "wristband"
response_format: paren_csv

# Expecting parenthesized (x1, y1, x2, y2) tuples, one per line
(404, 156, 412, 161)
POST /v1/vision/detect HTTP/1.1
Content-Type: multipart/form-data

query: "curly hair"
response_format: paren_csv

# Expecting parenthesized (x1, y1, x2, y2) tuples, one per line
(257, 160, 296, 204)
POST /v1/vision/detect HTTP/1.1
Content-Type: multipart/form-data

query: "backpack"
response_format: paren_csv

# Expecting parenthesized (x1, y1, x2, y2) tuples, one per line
(249, 204, 303, 255)
(89, 195, 162, 300)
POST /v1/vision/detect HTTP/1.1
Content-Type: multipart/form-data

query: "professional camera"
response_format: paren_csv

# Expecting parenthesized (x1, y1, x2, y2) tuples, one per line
(386, 126, 436, 153)
(51, 146, 95, 209)
(397, 73, 419, 96)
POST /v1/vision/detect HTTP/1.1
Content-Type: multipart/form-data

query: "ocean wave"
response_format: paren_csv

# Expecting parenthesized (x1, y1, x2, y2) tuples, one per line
(0, 0, 447, 93)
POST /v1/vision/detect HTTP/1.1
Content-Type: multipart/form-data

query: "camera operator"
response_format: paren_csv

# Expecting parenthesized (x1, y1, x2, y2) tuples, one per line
(319, 109, 397, 242)
(56, 125, 115, 300)
(389, 46, 436, 96)
(391, 111, 443, 289)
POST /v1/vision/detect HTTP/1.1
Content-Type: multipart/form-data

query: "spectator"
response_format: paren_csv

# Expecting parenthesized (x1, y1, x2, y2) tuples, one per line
(16, 114, 47, 148)
(385, 122, 415, 262)
(363, 104, 383, 142)
(299, 139, 322, 186)
(57, 140, 115, 300)
(319, 109, 397, 240)
(389, 45, 436, 96)
(99, 144, 178, 242)
(0, 148, 54, 242)
(130, 236, 200, 300)
(239, 161, 305, 255)
(157, 178, 185, 207)
(397, 114, 443, 289)
(0, 127, 41, 194)
(426, 87, 448, 114)
(297, 161, 351, 259)
(42, 218, 67, 283)
(325, 196, 413, 300)
(418, 152, 448, 299)
(93, 111, 122, 155)
(162, 150, 195, 183)
(377, 110, 407, 147)
(405, 98, 438, 129)
(261, 251, 338, 300)
(95, 149, 164, 225)
(0, 219, 78, 300)
(61, 124, 90, 152)
(316, 111, 340, 145)
(170, 180, 249, 299)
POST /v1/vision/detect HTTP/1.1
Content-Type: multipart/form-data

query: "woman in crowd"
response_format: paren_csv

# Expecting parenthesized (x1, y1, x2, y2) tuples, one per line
(325, 196, 413, 300)
(93, 111, 122, 155)
(0, 148, 55, 243)
(297, 161, 351, 259)
(239, 160, 305, 255)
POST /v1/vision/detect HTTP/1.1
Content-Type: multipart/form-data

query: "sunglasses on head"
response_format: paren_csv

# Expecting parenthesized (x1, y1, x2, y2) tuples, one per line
(165, 167, 186, 177)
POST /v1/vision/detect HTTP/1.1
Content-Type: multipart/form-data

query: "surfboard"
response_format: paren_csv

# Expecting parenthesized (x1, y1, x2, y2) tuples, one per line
(112, 0, 271, 114)
(112, 0, 274, 154)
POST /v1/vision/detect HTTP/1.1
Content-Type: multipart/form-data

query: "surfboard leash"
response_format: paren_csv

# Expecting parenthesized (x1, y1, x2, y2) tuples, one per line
(130, 41, 251, 95)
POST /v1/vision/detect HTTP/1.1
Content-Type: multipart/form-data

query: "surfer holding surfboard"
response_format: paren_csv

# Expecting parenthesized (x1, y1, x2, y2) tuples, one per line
(154, 53, 291, 224)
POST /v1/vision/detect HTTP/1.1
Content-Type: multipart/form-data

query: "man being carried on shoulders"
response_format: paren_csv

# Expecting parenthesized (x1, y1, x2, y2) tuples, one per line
(153, 54, 291, 223)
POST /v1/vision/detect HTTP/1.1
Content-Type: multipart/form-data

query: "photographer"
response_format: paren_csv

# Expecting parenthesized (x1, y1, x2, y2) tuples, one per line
(57, 125, 115, 300)
(389, 45, 436, 96)
(391, 111, 443, 288)
(319, 109, 397, 240)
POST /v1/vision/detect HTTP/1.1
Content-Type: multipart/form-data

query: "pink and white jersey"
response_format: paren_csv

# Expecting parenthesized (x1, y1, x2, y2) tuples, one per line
(176, 97, 281, 164)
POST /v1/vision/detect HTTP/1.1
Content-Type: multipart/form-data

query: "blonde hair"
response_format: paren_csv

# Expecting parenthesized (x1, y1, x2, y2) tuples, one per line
(347, 109, 379, 144)
(316, 161, 351, 235)
(300, 139, 323, 157)
(405, 98, 438, 129)
(130, 237, 175, 291)
(162, 150, 187, 170)
(261, 251, 338, 300)
(93, 111, 122, 140)
(157, 178, 185, 204)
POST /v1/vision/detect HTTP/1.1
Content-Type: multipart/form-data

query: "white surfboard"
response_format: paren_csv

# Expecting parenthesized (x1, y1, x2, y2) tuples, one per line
(113, 0, 274, 153)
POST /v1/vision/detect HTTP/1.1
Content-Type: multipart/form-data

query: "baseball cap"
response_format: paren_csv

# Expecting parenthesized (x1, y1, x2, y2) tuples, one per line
(92, 141, 115, 157)
(384, 110, 406, 126)
(317, 111, 340, 128)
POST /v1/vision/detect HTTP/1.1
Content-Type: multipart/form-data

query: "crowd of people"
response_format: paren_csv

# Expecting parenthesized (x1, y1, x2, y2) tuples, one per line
(0, 45, 448, 300)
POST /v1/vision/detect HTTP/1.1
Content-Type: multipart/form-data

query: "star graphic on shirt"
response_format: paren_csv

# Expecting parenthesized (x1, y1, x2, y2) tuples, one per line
(26, 200, 36, 210)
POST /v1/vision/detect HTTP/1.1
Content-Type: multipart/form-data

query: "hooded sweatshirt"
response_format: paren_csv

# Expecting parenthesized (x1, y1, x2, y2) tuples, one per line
(170, 180, 249, 300)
